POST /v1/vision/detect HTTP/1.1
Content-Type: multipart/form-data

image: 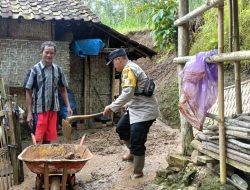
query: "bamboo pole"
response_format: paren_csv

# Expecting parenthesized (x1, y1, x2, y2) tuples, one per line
(178, 0, 193, 156)
(217, 3, 226, 184)
(232, 0, 242, 114)
(173, 50, 250, 64)
(207, 113, 250, 128)
(192, 140, 250, 173)
(228, 0, 233, 53)
(203, 142, 250, 166)
(174, 0, 224, 26)
(228, 139, 250, 150)
(204, 141, 250, 162)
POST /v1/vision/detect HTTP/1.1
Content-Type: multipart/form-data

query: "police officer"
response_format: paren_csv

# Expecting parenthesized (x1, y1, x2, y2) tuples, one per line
(103, 48, 159, 179)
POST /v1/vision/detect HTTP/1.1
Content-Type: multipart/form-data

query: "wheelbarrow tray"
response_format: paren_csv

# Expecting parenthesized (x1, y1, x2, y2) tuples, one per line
(18, 144, 93, 174)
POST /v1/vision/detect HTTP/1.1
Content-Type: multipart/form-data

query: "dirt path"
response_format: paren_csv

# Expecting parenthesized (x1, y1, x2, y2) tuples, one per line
(11, 120, 181, 190)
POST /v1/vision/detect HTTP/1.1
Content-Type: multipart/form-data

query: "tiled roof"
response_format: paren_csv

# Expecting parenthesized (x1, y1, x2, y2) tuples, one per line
(0, 0, 100, 22)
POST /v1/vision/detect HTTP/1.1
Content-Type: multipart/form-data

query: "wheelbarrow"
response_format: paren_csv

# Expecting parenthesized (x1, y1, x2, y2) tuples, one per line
(18, 136, 93, 190)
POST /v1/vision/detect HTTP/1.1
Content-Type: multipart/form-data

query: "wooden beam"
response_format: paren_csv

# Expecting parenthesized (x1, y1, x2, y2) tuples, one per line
(174, 50, 250, 64)
(206, 50, 250, 63)
(173, 56, 194, 64)
(174, 0, 224, 26)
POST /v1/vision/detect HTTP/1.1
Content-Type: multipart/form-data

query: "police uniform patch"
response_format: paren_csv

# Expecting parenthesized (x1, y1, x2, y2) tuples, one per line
(122, 67, 136, 88)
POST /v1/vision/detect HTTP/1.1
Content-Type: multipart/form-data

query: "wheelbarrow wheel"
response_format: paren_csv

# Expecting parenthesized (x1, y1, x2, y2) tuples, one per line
(50, 176, 61, 190)
(35, 174, 43, 190)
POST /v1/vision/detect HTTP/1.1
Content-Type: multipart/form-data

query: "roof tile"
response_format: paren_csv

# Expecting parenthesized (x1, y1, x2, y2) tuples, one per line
(0, 0, 100, 22)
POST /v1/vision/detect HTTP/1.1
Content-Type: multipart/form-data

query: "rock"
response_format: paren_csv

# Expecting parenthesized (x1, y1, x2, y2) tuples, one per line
(182, 170, 196, 186)
(167, 154, 190, 167)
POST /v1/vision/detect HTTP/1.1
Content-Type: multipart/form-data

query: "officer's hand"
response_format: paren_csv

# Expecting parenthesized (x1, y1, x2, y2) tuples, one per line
(122, 104, 128, 112)
(103, 105, 112, 116)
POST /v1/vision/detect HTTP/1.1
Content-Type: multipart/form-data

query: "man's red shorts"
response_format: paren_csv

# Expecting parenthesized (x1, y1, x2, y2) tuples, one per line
(35, 111, 57, 142)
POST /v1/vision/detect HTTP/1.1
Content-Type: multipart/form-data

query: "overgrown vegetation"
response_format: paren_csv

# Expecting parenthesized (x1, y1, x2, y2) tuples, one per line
(156, 81, 180, 127)
(191, 1, 250, 54)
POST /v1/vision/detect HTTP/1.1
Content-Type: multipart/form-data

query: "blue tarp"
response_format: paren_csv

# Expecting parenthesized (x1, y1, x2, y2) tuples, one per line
(71, 39, 104, 58)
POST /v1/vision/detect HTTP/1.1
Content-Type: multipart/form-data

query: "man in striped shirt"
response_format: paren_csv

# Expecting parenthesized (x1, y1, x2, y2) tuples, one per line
(24, 41, 72, 143)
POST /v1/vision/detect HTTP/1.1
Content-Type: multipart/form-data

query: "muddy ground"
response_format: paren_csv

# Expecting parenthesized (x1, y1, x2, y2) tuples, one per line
(11, 120, 181, 190)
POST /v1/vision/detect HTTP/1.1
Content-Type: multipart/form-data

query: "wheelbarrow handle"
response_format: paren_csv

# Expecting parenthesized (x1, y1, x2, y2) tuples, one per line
(80, 135, 86, 146)
(31, 133, 36, 145)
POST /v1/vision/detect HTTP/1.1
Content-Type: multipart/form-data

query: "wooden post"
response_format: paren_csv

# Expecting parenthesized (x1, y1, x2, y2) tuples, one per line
(13, 94, 24, 182)
(6, 97, 19, 185)
(232, 0, 242, 114)
(83, 57, 91, 127)
(218, 3, 226, 185)
(111, 65, 115, 124)
(178, 0, 193, 156)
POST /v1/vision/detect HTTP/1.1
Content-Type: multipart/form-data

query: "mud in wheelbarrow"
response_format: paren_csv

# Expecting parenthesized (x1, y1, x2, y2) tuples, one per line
(18, 144, 93, 190)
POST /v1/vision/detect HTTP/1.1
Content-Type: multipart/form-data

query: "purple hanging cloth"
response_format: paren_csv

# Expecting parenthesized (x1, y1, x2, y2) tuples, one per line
(179, 50, 218, 131)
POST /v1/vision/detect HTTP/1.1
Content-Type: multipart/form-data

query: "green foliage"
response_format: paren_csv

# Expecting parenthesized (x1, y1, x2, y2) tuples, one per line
(190, 1, 250, 55)
(138, 0, 178, 52)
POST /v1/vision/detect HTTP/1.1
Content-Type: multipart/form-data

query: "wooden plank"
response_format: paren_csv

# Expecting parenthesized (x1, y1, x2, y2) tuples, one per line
(197, 155, 217, 164)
